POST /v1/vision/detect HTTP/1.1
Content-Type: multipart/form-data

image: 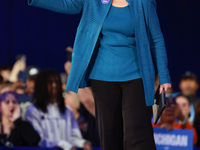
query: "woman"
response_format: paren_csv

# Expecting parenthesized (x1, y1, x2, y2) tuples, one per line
(28, 0, 172, 149)
(25, 69, 92, 150)
(0, 90, 40, 146)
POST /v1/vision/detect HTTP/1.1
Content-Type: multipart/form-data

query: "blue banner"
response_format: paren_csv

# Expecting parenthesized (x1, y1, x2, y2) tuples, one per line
(153, 128, 193, 150)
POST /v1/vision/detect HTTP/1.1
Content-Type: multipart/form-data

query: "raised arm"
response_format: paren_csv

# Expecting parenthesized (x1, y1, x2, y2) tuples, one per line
(28, 0, 84, 14)
(144, 0, 171, 85)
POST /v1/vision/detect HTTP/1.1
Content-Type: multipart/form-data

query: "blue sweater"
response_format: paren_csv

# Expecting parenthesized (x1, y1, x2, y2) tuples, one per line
(28, 0, 171, 106)
(89, 5, 142, 81)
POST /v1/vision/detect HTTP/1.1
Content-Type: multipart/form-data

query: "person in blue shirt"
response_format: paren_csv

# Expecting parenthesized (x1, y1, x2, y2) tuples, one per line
(28, 0, 172, 149)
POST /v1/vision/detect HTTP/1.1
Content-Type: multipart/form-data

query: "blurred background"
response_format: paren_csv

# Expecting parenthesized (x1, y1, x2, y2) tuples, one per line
(0, 0, 200, 149)
(0, 0, 200, 95)
(0, 0, 200, 96)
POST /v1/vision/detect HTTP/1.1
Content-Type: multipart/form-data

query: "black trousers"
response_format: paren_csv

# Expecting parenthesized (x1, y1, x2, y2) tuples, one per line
(90, 78, 156, 150)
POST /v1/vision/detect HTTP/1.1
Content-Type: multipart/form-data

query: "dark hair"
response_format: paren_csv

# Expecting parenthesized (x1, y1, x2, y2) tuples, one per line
(175, 93, 189, 101)
(0, 65, 12, 72)
(33, 68, 65, 114)
(0, 75, 3, 84)
(194, 101, 200, 124)
(0, 91, 18, 103)
(0, 81, 13, 92)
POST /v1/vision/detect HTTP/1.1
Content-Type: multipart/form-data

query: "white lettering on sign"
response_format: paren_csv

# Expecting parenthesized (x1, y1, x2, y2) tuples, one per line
(154, 133, 188, 147)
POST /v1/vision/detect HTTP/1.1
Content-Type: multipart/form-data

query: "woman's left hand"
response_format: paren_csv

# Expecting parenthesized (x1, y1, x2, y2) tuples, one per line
(159, 83, 172, 95)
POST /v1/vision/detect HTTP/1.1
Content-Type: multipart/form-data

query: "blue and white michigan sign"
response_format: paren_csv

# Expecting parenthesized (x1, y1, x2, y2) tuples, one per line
(153, 128, 193, 150)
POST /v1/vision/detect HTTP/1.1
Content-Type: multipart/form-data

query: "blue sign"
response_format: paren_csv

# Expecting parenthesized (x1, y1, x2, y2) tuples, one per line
(153, 128, 193, 150)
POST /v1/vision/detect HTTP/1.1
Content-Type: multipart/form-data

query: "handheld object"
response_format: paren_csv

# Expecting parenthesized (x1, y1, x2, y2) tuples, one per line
(152, 85, 166, 124)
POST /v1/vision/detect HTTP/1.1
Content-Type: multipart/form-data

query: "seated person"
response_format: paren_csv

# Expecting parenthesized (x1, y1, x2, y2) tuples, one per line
(25, 69, 92, 150)
(0, 90, 40, 146)
(17, 66, 40, 105)
(18, 77, 37, 120)
(0, 81, 28, 120)
(176, 94, 194, 124)
(152, 99, 197, 145)
(179, 71, 199, 109)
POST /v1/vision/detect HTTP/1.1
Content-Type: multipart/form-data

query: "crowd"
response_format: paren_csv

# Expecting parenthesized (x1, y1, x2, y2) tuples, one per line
(153, 71, 200, 145)
(0, 48, 199, 149)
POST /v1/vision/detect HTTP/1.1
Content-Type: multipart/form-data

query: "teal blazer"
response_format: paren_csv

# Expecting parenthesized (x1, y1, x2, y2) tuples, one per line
(29, 0, 171, 106)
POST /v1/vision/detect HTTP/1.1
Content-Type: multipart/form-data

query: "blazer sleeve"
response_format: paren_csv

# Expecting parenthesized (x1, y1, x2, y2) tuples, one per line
(145, 0, 171, 85)
(28, 0, 84, 14)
